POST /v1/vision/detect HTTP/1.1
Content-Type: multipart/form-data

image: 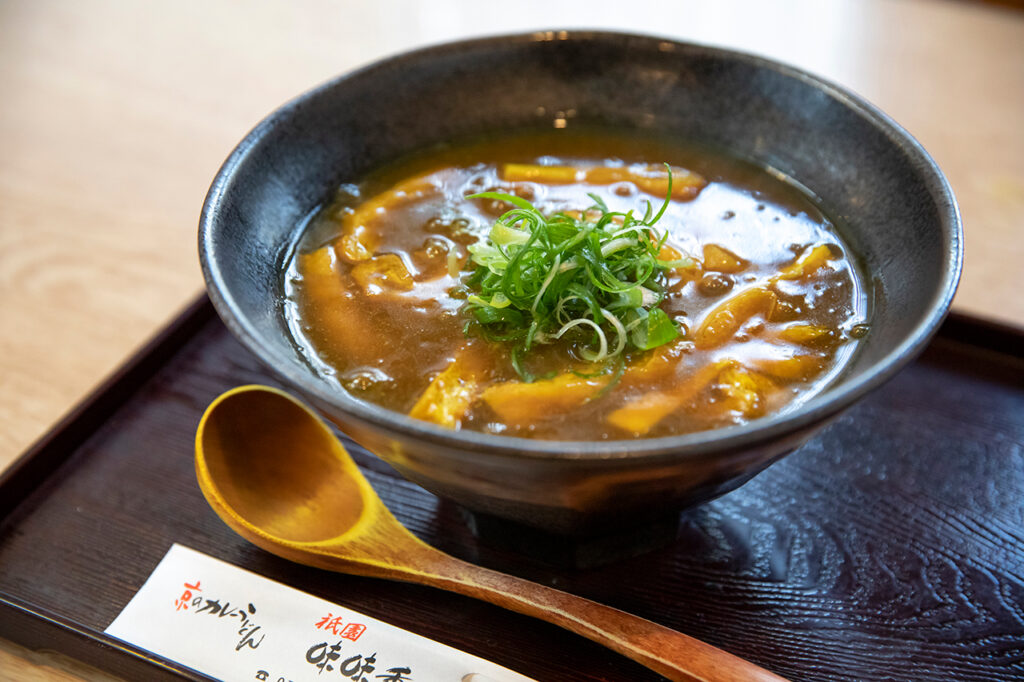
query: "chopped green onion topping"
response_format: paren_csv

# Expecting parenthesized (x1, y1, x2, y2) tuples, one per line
(461, 165, 682, 380)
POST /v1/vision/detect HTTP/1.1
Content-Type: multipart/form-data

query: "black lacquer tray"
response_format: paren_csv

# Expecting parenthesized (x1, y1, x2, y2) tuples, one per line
(1, 296, 1022, 681)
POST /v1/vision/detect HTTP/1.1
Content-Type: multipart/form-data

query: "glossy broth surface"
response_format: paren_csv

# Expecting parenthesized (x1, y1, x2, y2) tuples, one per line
(284, 130, 868, 440)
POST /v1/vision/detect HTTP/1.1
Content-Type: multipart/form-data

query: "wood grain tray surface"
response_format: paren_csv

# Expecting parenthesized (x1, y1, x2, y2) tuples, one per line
(1, 297, 1022, 681)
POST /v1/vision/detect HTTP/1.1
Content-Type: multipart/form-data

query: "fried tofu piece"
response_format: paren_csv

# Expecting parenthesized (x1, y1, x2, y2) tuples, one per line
(607, 360, 734, 436)
(297, 247, 377, 364)
(351, 254, 414, 293)
(584, 164, 707, 200)
(478, 338, 695, 429)
(710, 366, 777, 419)
(409, 345, 489, 428)
(609, 359, 786, 434)
(501, 163, 580, 184)
(336, 224, 376, 263)
(300, 244, 340, 289)
(622, 339, 691, 386)
(747, 354, 827, 381)
(702, 244, 747, 273)
(500, 163, 707, 200)
(693, 287, 777, 349)
(776, 244, 835, 281)
(480, 373, 608, 427)
(334, 172, 444, 263)
(658, 242, 685, 263)
(777, 324, 839, 349)
(604, 390, 681, 436)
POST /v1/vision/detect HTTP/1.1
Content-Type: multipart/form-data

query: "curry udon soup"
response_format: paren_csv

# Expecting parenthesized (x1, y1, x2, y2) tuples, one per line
(284, 131, 868, 440)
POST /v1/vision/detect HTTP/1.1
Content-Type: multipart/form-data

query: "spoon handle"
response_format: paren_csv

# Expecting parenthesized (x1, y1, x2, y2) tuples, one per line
(399, 551, 787, 682)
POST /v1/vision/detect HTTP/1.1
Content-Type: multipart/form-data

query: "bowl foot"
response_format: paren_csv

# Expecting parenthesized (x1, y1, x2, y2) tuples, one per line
(460, 508, 681, 569)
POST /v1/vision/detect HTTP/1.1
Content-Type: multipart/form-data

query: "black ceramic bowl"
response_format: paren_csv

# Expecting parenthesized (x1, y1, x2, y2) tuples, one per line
(199, 31, 961, 537)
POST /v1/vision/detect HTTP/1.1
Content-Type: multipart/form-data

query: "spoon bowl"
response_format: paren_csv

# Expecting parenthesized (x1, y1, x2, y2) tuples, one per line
(196, 385, 788, 682)
(198, 385, 368, 543)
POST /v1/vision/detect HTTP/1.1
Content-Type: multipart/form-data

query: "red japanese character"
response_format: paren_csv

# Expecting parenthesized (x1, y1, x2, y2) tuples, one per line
(315, 613, 345, 636)
(173, 580, 201, 611)
(340, 623, 366, 641)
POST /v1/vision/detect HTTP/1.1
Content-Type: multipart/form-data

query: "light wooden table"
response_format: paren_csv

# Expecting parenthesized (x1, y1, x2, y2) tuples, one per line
(2, 0, 1022, 679)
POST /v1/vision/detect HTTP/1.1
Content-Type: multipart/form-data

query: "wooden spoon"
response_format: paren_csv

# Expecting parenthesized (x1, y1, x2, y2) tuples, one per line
(195, 384, 787, 682)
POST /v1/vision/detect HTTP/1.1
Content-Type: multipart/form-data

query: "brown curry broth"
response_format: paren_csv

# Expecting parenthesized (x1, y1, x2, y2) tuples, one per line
(284, 131, 866, 440)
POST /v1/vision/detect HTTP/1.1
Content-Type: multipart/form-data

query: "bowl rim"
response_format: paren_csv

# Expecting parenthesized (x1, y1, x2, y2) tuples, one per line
(199, 28, 963, 463)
